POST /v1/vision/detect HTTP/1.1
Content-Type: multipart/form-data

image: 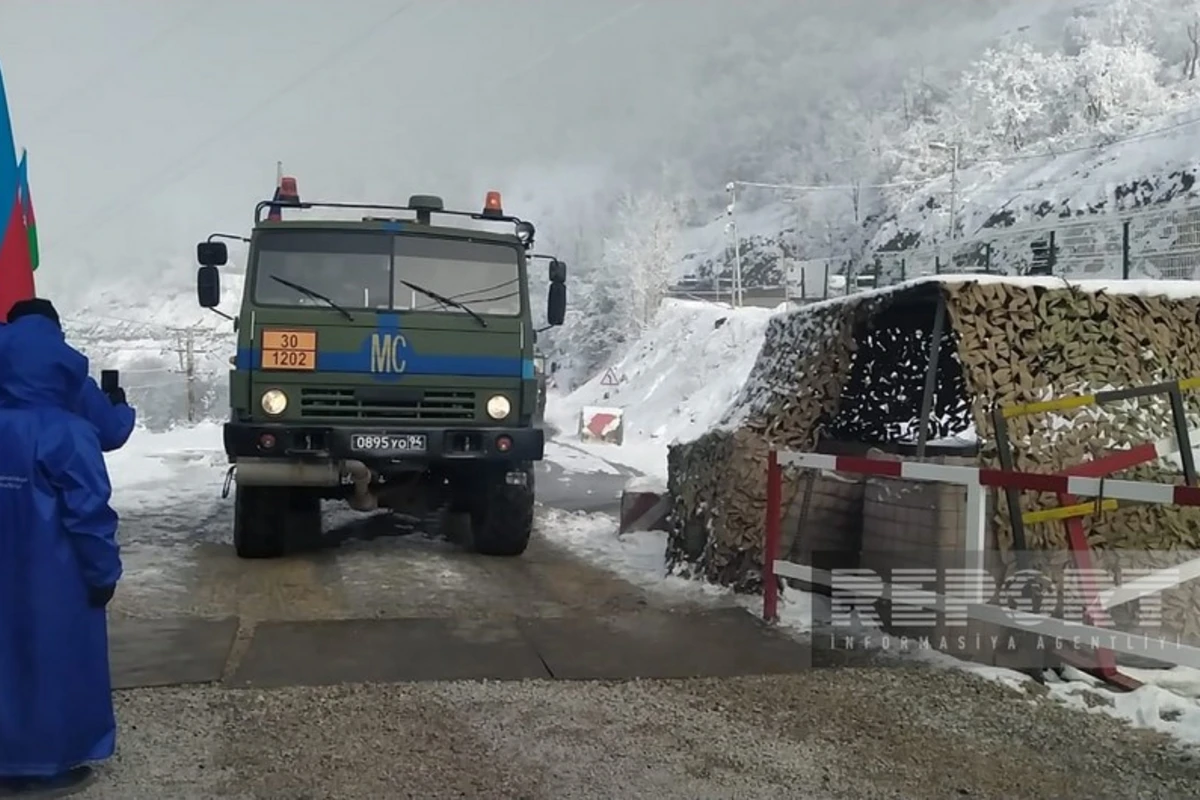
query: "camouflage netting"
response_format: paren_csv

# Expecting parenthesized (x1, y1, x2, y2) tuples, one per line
(667, 278, 1200, 635)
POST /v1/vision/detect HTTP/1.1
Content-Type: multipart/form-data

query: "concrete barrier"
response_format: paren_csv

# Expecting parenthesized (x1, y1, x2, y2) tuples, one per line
(579, 405, 625, 445)
(619, 491, 671, 535)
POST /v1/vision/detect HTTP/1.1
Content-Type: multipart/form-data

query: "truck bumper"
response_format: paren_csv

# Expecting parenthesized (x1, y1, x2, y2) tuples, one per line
(223, 422, 545, 465)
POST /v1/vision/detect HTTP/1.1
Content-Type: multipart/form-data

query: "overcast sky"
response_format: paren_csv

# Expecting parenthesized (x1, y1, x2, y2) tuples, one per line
(0, 0, 1072, 302)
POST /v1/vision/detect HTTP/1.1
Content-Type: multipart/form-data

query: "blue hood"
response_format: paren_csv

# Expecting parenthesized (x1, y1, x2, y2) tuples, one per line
(0, 316, 89, 410)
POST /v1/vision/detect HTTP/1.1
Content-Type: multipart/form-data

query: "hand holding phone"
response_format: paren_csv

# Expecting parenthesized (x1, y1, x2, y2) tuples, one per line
(100, 370, 126, 406)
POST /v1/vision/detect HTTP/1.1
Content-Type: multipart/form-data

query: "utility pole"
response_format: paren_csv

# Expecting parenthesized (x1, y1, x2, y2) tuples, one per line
(724, 177, 874, 303)
(725, 182, 743, 307)
(929, 142, 960, 240)
(185, 329, 196, 423)
(174, 326, 206, 422)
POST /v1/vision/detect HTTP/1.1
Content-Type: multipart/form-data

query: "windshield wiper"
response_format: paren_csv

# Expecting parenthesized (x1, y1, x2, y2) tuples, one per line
(399, 280, 487, 328)
(270, 275, 354, 321)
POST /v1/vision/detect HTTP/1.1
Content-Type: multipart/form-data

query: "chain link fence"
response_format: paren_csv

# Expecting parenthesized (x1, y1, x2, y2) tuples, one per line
(785, 200, 1200, 301)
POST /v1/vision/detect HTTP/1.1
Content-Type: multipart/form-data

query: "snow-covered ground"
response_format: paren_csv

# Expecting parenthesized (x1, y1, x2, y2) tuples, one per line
(545, 297, 778, 480)
(106, 421, 228, 510)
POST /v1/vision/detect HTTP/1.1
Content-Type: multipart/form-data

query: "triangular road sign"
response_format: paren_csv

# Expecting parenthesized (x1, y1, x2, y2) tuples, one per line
(601, 367, 620, 387)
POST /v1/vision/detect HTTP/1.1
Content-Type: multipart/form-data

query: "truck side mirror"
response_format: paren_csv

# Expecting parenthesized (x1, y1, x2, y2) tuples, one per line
(197, 241, 228, 266)
(548, 259, 566, 283)
(197, 266, 221, 308)
(547, 282, 566, 326)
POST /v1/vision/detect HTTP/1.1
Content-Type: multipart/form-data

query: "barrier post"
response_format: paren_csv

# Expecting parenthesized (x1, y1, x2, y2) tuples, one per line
(993, 375, 1200, 571)
(1167, 385, 1198, 486)
(915, 290, 947, 457)
(991, 406, 1031, 572)
(763, 448, 781, 622)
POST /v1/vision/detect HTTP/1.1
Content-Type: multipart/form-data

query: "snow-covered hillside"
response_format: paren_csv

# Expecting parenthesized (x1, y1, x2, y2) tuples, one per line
(546, 298, 777, 478)
(664, 1, 1200, 300)
(675, 108, 1200, 296)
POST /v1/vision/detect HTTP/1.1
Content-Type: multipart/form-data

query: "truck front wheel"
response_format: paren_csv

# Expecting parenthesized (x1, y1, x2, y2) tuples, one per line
(467, 463, 535, 557)
(233, 485, 322, 559)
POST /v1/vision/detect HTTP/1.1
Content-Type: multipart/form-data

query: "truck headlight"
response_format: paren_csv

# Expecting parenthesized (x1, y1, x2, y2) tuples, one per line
(486, 394, 511, 420)
(261, 388, 288, 416)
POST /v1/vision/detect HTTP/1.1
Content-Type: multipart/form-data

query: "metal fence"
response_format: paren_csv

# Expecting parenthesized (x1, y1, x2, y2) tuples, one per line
(664, 282, 790, 308)
(786, 199, 1200, 301)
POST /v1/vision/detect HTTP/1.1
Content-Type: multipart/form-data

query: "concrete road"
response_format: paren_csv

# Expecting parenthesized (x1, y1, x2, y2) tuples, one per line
(536, 441, 635, 515)
(77, 444, 1200, 799)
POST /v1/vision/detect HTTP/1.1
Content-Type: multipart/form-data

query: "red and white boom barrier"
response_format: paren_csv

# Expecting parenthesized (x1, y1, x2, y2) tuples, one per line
(762, 449, 1200, 671)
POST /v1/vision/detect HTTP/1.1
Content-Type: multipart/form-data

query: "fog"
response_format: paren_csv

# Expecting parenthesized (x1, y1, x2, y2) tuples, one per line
(0, 0, 1075, 305)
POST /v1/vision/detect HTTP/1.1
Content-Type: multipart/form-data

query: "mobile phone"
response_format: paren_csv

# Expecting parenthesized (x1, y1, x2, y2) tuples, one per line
(100, 370, 120, 393)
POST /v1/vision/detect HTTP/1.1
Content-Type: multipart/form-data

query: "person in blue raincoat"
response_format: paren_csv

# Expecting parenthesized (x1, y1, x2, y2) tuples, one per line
(4, 299, 136, 452)
(0, 302, 122, 794)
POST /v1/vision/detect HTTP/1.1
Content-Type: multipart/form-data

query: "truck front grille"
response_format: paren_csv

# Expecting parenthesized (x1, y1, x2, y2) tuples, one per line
(298, 387, 476, 421)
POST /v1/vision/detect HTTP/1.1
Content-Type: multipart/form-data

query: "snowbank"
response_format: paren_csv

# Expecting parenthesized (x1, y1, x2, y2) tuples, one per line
(625, 474, 667, 493)
(105, 422, 227, 513)
(546, 298, 778, 479)
(537, 506, 792, 613)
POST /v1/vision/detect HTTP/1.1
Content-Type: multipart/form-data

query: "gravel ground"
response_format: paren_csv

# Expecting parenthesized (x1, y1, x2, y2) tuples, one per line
(82, 489, 1200, 799)
(76, 665, 1199, 800)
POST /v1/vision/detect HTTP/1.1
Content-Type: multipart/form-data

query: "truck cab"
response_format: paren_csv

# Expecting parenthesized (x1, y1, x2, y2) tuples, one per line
(196, 183, 567, 559)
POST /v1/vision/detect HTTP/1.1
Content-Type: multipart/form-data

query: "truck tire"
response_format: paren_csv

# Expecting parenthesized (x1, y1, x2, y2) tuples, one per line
(233, 485, 322, 559)
(468, 463, 535, 557)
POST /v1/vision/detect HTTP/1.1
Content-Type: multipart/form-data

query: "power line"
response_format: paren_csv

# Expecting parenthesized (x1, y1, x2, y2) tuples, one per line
(732, 177, 939, 192)
(67, 0, 427, 241)
(23, 1, 211, 131)
(64, 312, 229, 333)
(67, 0, 647, 245)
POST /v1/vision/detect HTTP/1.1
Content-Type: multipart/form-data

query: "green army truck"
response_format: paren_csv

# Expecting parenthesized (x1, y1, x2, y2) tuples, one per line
(532, 347, 548, 422)
(195, 182, 567, 559)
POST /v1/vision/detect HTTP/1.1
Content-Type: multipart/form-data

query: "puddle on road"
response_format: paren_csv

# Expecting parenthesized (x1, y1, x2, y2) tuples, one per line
(111, 541, 198, 618)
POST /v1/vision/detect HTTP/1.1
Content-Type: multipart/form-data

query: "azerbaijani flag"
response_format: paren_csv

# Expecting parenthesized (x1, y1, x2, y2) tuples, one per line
(19, 153, 37, 271)
(0, 61, 35, 319)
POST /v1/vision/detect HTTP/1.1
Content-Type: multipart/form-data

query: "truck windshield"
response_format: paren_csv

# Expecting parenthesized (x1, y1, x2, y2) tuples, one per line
(253, 231, 392, 309)
(393, 236, 520, 315)
(252, 230, 522, 315)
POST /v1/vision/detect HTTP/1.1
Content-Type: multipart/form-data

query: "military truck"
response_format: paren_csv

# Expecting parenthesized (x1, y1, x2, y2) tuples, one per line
(532, 347, 548, 422)
(195, 179, 567, 559)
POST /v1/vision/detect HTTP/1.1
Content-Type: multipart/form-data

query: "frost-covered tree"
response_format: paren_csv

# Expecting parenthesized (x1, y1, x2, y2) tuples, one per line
(1065, 0, 1158, 50)
(533, 215, 612, 391)
(948, 43, 1073, 152)
(883, 19, 1181, 187)
(1072, 41, 1169, 129)
(600, 190, 686, 338)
